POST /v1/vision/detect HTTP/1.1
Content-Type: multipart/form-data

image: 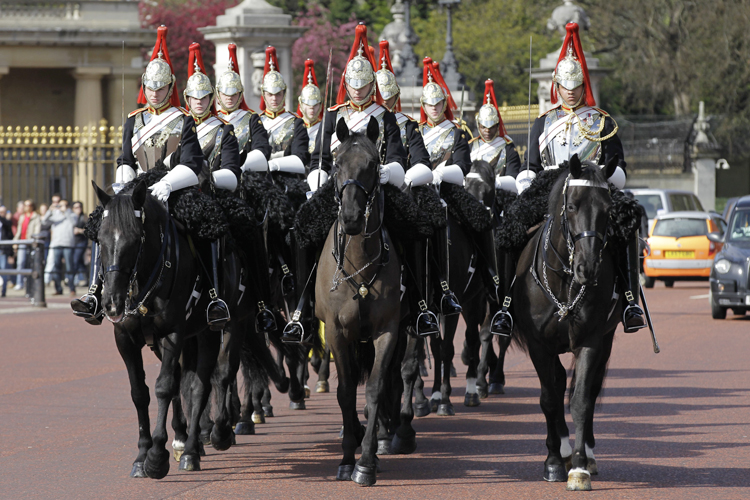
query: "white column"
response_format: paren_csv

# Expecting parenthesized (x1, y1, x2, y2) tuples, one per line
(72, 67, 110, 128)
(0, 66, 9, 126)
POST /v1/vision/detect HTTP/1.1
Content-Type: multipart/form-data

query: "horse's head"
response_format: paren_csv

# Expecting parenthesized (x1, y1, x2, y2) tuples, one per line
(555, 154, 617, 286)
(93, 179, 152, 323)
(334, 117, 381, 235)
(465, 160, 495, 208)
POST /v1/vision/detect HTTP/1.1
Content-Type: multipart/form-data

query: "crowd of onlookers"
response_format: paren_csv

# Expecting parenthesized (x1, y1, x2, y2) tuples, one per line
(0, 195, 89, 298)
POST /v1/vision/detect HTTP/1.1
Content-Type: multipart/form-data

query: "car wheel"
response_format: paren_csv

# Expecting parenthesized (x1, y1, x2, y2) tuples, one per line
(732, 308, 746, 316)
(643, 275, 655, 289)
(664, 279, 675, 288)
(710, 291, 727, 319)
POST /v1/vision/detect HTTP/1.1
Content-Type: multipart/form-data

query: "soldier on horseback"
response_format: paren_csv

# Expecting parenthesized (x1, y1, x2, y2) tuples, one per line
(419, 59, 508, 335)
(298, 60, 323, 157)
(525, 22, 645, 333)
(71, 26, 218, 325)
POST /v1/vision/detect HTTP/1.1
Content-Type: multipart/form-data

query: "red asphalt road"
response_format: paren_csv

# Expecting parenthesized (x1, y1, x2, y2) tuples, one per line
(0, 282, 748, 500)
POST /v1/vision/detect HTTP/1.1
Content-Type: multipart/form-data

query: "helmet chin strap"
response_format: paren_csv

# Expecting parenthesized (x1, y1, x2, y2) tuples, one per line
(146, 83, 174, 113)
(558, 84, 585, 111)
(220, 91, 243, 113)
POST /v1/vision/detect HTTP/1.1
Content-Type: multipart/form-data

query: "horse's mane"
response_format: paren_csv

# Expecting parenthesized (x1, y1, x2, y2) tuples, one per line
(105, 192, 141, 236)
(548, 162, 608, 214)
(336, 130, 379, 165)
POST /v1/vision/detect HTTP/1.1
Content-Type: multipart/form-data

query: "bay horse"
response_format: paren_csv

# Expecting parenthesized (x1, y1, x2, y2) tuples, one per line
(512, 155, 621, 491)
(92, 179, 256, 478)
(315, 117, 402, 486)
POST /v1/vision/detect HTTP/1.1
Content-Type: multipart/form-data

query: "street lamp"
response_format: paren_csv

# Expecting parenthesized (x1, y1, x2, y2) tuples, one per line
(438, 0, 463, 88)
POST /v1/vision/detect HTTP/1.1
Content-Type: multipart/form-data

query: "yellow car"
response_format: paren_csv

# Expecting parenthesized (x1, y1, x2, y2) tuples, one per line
(643, 211, 726, 287)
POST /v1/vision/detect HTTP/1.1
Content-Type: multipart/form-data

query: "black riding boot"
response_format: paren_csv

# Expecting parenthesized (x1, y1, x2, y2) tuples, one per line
(432, 222, 461, 316)
(252, 225, 277, 334)
(281, 232, 316, 344)
(622, 232, 646, 333)
(408, 239, 439, 337)
(70, 242, 103, 325)
(206, 240, 230, 331)
(472, 228, 513, 336)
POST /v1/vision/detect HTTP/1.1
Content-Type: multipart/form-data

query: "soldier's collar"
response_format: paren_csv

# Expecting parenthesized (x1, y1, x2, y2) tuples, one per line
(304, 116, 321, 127)
(264, 108, 286, 119)
(426, 116, 448, 127)
(348, 97, 374, 112)
(190, 108, 213, 125)
(146, 101, 173, 115)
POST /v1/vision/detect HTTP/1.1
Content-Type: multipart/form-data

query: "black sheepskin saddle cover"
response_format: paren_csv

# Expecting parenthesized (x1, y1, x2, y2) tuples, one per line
(84, 165, 231, 243)
(495, 168, 643, 252)
(439, 183, 493, 233)
(240, 172, 307, 237)
(293, 180, 442, 250)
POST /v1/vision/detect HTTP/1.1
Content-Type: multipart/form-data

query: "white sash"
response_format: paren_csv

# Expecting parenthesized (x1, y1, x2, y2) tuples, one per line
(263, 112, 294, 135)
(538, 106, 599, 152)
(471, 136, 507, 162)
(196, 116, 222, 143)
(222, 109, 249, 130)
(330, 104, 385, 151)
(422, 119, 454, 146)
(131, 107, 183, 152)
(395, 112, 409, 126)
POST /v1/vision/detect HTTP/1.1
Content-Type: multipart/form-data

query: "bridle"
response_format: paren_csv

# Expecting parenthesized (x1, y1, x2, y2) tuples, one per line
(330, 159, 390, 298)
(531, 174, 610, 319)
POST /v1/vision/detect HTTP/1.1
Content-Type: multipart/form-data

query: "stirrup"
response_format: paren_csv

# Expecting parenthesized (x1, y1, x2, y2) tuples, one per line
(255, 301, 277, 333)
(207, 297, 230, 330)
(280, 264, 295, 296)
(281, 310, 304, 344)
(490, 310, 513, 337)
(416, 310, 440, 337)
(622, 303, 647, 333)
(71, 293, 99, 319)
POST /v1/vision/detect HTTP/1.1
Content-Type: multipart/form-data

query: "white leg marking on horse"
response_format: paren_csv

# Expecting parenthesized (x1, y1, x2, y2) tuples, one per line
(466, 377, 477, 394)
(172, 439, 185, 451)
(585, 443, 595, 460)
(568, 467, 590, 477)
(430, 391, 442, 401)
(560, 436, 572, 458)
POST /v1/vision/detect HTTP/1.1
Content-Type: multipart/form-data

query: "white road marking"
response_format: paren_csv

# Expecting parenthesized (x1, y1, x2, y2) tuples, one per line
(690, 294, 710, 299)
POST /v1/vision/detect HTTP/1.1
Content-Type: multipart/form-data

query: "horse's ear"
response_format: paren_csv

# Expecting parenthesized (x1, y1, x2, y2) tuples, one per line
(603, 155, 618, 180)
(336, 118, 349, 145)
(569, 154, 582, 179)
(92, 180, 111, 207)
(366, 116, 379, 145)
(131, 179, 147, 209)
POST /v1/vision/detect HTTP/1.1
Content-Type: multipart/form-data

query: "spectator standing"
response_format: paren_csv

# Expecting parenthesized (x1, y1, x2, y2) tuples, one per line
(13, 200, 40, 290)
(44, 200, 77, 296)
(0, 205, 14, 297)
(38, 203, 53, 284)
(10, 200, 24, 237)
(71, 202, 88, 286)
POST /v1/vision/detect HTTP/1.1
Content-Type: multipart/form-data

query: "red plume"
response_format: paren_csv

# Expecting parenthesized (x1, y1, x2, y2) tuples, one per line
(429, 61, 455, 122)
(226, 43, 250, 111)
(550, 23, 595, 107)
(138, 25, 181, 108)
(336, 23, 382, 106)
(378, 40, 400, 112)
(185, 43, 215, 116)
(419, 57, 433, 124)
(297, 59, 323, 120)
(482, 79, 507, 137)
(259, 46, 283, 112)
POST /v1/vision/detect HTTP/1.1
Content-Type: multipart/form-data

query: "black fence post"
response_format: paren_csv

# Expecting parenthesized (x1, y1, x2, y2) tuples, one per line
(31, 240, 46, 308)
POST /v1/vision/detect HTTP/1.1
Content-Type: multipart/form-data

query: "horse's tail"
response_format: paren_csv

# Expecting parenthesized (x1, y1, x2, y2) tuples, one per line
(242, 330, 286, 390)
(353, 339, 376, 385)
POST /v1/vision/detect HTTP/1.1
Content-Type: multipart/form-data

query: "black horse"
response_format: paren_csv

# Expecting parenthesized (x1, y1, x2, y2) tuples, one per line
(92, 180, 258, 477)
(512, 156, 623, 491)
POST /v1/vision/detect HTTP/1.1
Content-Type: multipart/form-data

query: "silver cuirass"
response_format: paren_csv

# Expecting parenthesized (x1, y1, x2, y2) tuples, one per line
(539, 106, 604, 168)
(329, 103, 386, 154)
(421, 120, 457, 165)
(132, 109, 184, 171)
(222, 109, 252, 152)
(394, 112, 410, 149)
(261, 111, 296, 155)
(306, 121, 321, 155)
(470, 136, 509, 173)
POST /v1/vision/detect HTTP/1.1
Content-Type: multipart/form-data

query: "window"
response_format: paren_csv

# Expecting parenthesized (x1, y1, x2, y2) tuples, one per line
(728, 209, 750, 242)
(669, 194, 694, 212)
(635, 194, 664, 219)
(652, 218, 709, 238)
(711, 216, 727, 235)
(691, 195, 705, 212)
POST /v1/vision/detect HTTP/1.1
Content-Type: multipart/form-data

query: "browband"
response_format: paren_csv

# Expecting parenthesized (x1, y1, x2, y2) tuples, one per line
(568, 179, 608, 189)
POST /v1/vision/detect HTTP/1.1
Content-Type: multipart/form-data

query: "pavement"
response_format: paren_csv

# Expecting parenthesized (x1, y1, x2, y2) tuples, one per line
(0, 281, 749, 499)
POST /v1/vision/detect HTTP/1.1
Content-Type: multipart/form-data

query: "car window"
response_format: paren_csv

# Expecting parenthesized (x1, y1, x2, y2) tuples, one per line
(669, 194, 693, 212)
(652, 218, 709, 238)
(711, 216, 726, 235)
(691, 195, 705, 212)
(728, 209, 750, 242)
(635, 194, 664, 219)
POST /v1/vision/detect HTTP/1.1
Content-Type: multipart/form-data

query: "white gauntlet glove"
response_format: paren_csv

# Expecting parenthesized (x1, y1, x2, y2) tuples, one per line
(212, 169, 238, 191)
(269, 155, 306, 175)
(379, 161, 405, 187)
(241, 149, 269, 173)
(495, 175, 518, 193)
(113, 165, 137, 194)
(604, 165, 626, 189)
(432, 162, 465, 186)
(307, 169, 328, 193)
(515, 169, 536, 195)
(404, 163, 434, 187)
(148, 164, 199, 203)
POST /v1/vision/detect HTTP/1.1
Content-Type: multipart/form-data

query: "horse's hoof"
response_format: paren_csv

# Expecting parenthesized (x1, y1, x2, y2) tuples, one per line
(390, 434, 417, 455)
(200, 431, 211, 446)
(304, 385, 311, 398)
(211, 428, 234, 452)
(477, 386, 489, 399)
(130, 461, 147, 478)
(262, 405, 274, 418)
(566, 468, 592, 491)
(413, 401, 431, 417)
(316, 380, 329, 393)
(252, 411, 265, 424)
(289, 400, 306, 410)
(464, 393, 481, 407)
(172, 439, 185, 462)
(351, 464, 377, 487)
(437, 403, 455, 416)
(144, 453, 170, 479)
(377, 438, 392, 456)
(489, 383, 505, 395)
(234, 421, 255, 435)
(197, 441, 206, 457)
(336, 464, 354, 481)
(587, 459, 598, 476)
(430, 399, 439, 413)
(543, 463, 567, 482)
(178, 454, 201, 472)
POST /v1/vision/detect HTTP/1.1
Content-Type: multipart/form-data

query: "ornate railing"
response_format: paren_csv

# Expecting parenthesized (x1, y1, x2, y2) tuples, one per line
(0, 118, 122, 212)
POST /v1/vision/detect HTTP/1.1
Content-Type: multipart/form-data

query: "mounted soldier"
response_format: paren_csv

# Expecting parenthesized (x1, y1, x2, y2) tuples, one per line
(298, 59, 323, 159)
(525, 22, 645, 333)
(71, 25, 211, 325)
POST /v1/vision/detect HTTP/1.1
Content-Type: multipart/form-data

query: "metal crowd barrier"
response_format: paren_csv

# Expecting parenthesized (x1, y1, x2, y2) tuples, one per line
(0, 238, 46, 307)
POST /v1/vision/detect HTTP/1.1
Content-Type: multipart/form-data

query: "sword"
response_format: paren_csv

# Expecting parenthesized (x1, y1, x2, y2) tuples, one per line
(316, 48, 334, 190)
(639, 284, 660, 354)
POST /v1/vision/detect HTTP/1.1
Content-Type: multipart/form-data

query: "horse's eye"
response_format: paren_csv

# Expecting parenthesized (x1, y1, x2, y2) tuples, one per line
(567, 204, 576, 212)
